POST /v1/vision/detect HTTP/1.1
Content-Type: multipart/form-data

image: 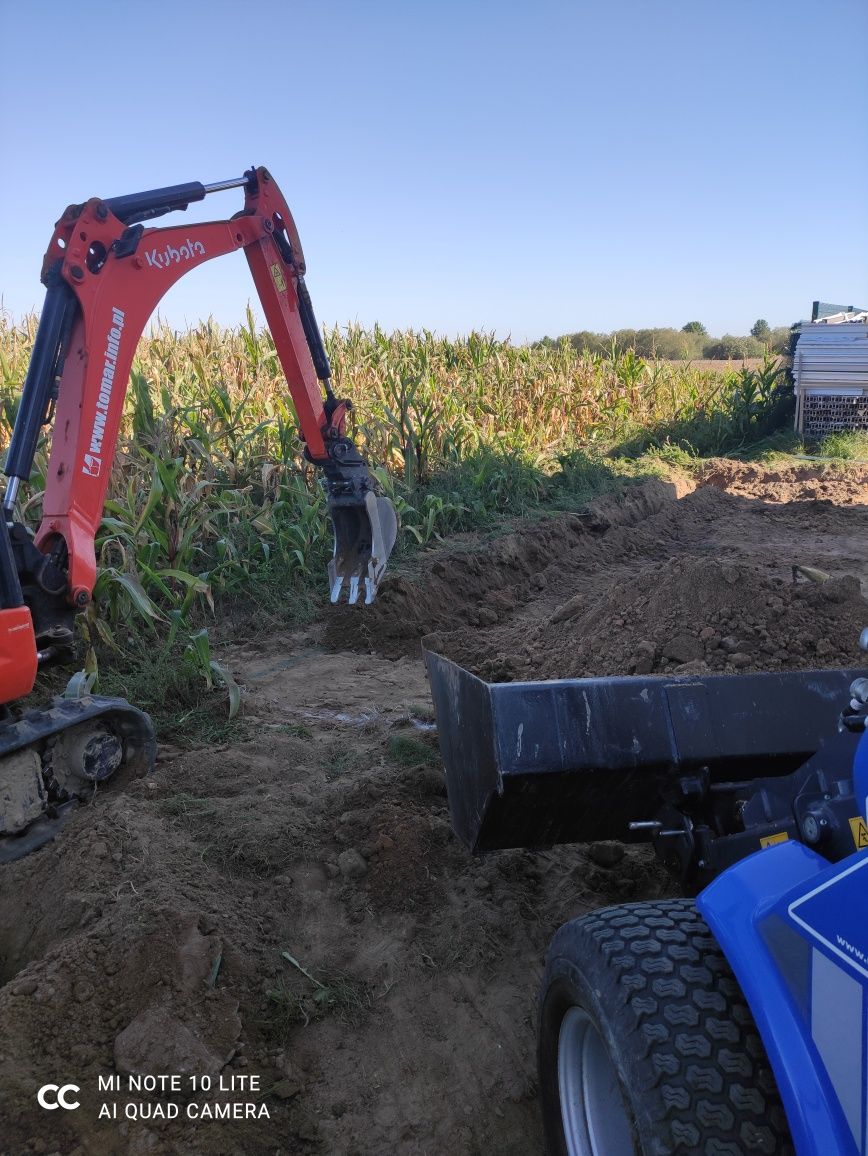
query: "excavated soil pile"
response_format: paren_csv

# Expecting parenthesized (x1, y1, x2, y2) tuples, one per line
(2, 460, 868, 1155)
(439, 555, 868, 684)
(326, 478, 686, 658)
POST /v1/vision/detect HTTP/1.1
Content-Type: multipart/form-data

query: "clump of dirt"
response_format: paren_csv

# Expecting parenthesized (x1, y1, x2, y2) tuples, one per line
(438, 555, 868, 683)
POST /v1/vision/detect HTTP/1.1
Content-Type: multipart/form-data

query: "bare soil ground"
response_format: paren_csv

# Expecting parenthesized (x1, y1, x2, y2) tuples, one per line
(2, 460, 868, 1156)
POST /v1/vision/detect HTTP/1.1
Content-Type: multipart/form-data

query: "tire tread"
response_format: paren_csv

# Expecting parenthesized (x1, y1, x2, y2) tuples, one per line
(539, 898, 795, 1155)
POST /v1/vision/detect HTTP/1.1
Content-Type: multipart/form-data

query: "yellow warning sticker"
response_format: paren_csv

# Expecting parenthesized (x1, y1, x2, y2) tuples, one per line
(848, 816, 868, 850)
(760, 832, 789, 848)
(270, 263, 287, 293)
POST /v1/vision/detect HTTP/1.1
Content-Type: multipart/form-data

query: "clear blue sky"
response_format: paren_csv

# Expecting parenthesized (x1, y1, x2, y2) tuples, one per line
(1, 0, 866, 342)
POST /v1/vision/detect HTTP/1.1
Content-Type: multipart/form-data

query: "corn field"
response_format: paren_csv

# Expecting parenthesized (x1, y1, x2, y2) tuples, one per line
(0, 310, 788, 653)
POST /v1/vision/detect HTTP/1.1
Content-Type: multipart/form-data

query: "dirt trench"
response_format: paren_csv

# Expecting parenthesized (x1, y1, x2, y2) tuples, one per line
(1, 460, 868, 1156)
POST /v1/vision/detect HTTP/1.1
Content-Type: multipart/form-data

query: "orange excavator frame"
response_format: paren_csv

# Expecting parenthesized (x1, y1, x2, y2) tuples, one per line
(0, 166, 396, 708)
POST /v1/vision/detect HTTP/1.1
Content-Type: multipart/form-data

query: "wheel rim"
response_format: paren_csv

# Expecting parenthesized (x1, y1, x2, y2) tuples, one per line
(557, 1006, 635, 1156)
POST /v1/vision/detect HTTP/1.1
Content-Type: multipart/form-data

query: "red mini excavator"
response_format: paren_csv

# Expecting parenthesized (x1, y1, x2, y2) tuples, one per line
(0, 166, 397, 861)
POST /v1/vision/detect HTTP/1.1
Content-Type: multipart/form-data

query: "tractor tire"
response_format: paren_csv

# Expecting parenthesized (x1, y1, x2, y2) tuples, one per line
(538, 898, 794, 1156)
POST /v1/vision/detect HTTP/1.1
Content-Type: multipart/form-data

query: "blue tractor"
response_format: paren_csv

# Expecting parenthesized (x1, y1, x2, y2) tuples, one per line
(425, 646, 868, 1155)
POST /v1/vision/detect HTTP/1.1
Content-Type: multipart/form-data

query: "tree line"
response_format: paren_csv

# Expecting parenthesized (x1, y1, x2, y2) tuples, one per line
(535, 319, 795, 360)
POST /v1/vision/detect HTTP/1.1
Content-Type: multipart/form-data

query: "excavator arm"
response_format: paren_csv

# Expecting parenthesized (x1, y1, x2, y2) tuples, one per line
(1, 165, 397, 704)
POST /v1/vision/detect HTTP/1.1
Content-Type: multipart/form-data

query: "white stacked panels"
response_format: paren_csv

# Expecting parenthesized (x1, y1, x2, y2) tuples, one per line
(793, 316, 868, 437)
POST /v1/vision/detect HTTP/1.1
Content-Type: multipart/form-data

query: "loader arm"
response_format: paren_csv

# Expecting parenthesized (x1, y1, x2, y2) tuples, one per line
(1, 166, 397, 704)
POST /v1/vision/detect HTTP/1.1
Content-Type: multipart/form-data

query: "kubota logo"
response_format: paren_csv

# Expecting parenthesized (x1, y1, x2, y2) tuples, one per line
(37, 1083, 80, 1110)
(145, 239, 206, 269)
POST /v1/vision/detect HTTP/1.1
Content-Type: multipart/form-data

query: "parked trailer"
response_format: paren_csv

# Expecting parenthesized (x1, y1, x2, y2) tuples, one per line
(425, 645, 868, 1155)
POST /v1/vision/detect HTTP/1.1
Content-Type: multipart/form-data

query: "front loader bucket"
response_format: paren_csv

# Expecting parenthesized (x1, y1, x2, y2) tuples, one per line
(423, 645, 865, 852)
(328, 491, 398, 605)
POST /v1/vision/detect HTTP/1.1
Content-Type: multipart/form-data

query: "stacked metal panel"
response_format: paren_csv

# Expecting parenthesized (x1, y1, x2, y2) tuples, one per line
(792, 313, 868, 437)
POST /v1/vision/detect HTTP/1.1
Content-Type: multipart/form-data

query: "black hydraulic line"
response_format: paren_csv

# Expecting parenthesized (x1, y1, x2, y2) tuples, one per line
(0, 517, 23, 609)
(5, 279, 79, 484)
(105, 181, 207, 225)
(269, 226, 333, 386)
(296, 274, 333, 386)
(104, 174, 249, 226)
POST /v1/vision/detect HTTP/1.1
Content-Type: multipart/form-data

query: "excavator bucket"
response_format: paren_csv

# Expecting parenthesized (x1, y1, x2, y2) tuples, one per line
(328, 491, 398, 605)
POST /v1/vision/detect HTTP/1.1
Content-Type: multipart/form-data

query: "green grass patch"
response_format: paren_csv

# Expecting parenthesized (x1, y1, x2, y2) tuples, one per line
(813, 431, 868, 461)
(406, 703, 436, 724)
(278, 723, 314, 740)
(386, 734, 439, 766)
(96, 636, 245, 747)
(322, 745, 353, 781)
(160, 792, 217, 818)
(262, 951, 372, 1036)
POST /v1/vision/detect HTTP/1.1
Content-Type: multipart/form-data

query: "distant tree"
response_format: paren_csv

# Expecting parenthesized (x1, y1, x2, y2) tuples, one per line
(609, 329, 637, 353)
(646, 328, 692, 359)
(633, 329, 657, 358)
(703, 334, 765, 360)
(566, 331, 608, 355)
(682, 321, 707, 336)
(750, 319, 771, 342)
(768, 326, 792, 355)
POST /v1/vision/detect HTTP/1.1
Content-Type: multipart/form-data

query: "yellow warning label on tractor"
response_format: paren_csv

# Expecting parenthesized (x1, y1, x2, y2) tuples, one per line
(760, 832, 789, 848)
(849, 816, 868, 850)
(270, 263, 287, 293)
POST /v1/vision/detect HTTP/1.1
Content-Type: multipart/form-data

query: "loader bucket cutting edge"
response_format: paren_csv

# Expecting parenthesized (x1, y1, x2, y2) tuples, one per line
(328, 492, 398, 605)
